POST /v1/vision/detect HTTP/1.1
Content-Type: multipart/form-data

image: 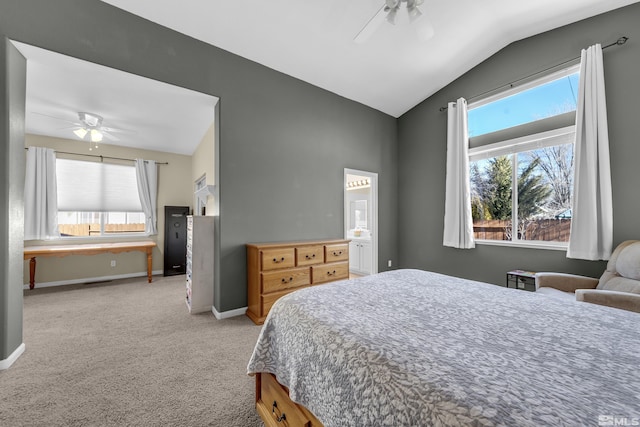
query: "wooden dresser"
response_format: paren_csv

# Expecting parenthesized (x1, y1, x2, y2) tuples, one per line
(246, 239, 350, 325)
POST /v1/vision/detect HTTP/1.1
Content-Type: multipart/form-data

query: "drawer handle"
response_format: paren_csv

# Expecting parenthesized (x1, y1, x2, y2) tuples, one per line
(281, 277, 294, 283)
(305, 254, 316, 259)
(332, 251, 343, 256)
(327, 270, 336, 276)
(272, 257, 286, 263)
(272, 401, 287, 423)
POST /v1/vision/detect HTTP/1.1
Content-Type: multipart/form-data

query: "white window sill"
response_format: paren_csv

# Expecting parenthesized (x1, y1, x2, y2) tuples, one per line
(474, 239, 567, 251)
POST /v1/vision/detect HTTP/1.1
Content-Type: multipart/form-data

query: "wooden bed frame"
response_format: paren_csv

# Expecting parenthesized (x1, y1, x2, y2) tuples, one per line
(255, 373, 323, 427)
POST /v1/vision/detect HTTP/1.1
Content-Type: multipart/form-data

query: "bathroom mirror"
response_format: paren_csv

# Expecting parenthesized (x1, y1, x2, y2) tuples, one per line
(350, 200, 368, 230)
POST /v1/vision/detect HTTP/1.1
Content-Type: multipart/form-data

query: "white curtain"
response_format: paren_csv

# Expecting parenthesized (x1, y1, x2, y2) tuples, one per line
(24, 146, 60, 240)
(567, 44, 613, 260)
(443, 98, 475, 249)
(135, 159, 158, 235)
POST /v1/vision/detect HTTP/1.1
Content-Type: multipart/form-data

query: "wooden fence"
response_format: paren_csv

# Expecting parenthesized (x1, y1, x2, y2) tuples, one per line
(473, 219, 571, 242)
(59, 223, 145, 236)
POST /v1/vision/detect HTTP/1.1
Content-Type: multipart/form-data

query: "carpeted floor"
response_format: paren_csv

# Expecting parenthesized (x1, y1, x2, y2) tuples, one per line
(0, 275, 264, 427)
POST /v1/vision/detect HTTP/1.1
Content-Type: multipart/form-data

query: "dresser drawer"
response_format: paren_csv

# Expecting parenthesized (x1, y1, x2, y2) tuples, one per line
(259, 373, 311, 427)
(296, 245, 324, 266)
(261, 290, 291, 316)
(262, 267, 310, 294)
(325, 243, 349, 263)
(261, 248, 295, 271)
(312, 262, 349, 284)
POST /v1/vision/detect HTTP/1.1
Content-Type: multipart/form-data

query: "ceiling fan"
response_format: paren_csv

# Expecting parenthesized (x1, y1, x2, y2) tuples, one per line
(73, 112, 106, 144)
(354, 0, 431, 44)
(33, 111, 130, 150)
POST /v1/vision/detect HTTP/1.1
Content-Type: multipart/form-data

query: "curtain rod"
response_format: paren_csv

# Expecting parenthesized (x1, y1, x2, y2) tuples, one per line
(24, 148, 169, 165)
(438, 36, 629, 112)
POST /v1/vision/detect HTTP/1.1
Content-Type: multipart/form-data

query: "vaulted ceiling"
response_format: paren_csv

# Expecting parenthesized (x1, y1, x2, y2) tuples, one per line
(100, 0, 639, 117)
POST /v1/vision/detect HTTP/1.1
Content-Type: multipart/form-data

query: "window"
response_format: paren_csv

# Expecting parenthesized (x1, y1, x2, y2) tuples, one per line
(468, 66, 579, 248)
(468, 71, 580, 137)
(56, 159, 146, 237)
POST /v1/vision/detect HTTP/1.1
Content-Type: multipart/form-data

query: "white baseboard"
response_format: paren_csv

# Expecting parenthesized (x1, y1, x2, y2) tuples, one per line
(212, 305, 247, 320)
(0, 343, 25, 370)
(24, 270, 164, 290)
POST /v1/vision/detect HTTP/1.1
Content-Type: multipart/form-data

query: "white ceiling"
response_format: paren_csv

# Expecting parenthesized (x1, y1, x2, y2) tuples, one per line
(16, 42, 218, 156)
(100, 0, 639, 118)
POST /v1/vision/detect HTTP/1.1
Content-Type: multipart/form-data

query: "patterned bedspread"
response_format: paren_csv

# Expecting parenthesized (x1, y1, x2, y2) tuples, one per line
(247, 269, 640, 426)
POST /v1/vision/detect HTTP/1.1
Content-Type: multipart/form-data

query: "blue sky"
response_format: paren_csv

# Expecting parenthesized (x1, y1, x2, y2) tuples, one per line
(468, 73, 579, 137)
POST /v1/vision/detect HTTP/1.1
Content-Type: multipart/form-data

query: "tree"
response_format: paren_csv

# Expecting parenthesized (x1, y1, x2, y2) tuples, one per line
(517, 158, 552, 219)
(516, 158, 552, 239)
(470, 155, 551, 222)
(470, 163, 492, 220)
(527, 144, 573, 216)
(470, 156, 512, 221)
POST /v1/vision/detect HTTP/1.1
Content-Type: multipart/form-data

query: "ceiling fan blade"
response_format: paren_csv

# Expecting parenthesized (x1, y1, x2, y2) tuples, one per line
(100, 126, 136, 134)
(56, 125, 83, 130)
(354, 3, 387, 44)
(31, 111, 78, 125)
(101, 130, 120, 141)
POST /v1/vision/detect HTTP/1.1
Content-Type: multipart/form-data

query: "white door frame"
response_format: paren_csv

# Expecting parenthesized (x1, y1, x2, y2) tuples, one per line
(344, 168, 378, 274)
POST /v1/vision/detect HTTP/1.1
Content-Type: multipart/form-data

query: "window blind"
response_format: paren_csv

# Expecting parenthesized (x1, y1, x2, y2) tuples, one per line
(56, 159, 143, 212)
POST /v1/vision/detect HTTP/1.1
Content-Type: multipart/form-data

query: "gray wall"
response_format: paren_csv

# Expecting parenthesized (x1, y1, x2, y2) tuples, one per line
(398, 3, 640, 285)
(0, 0, 398, 322)
(0, 39, 26, 361)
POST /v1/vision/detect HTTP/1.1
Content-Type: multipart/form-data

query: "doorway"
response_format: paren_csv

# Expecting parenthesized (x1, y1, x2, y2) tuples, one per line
(13, 41, 221, 314)
(344, 168, 378, 276)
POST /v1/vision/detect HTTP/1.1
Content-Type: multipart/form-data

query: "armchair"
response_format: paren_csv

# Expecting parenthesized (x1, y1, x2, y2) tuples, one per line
(535, 240, 640, 313)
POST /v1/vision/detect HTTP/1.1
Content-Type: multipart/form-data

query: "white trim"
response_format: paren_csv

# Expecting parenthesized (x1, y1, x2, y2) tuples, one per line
(23, 270, 163, 290)
(188, 304, 212, 314)
(469, 126, 575, 161)
(475, 239, 567, 251)
(0, 343, 25, 370)
(195, 184, 215, 198)
(212, 305, 247, 320)
(195, 184, 215, 205)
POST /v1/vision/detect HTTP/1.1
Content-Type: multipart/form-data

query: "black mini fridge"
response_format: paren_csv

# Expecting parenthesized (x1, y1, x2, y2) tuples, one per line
(164, 206, 189, 276)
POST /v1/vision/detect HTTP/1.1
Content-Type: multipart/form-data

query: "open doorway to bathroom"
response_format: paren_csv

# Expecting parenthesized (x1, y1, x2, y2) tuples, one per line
(344, 169, 378, 276)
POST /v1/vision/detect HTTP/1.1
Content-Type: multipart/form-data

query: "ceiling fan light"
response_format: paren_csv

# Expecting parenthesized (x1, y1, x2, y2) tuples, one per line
(73, 128, 88, 139)
(90, 129, 103, 143)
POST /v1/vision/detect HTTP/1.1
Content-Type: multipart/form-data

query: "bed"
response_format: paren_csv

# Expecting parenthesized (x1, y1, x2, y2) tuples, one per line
(247, 269, 640, 427)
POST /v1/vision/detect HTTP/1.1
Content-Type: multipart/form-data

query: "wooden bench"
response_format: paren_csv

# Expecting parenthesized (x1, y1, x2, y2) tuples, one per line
(24, 241, 157, 289)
